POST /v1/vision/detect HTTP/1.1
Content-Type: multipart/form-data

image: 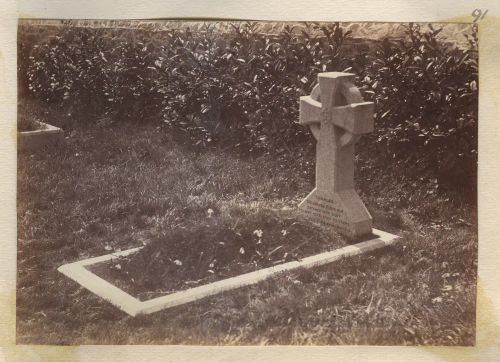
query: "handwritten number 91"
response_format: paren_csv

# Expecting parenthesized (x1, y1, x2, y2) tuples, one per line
(472, 9, 488, 22)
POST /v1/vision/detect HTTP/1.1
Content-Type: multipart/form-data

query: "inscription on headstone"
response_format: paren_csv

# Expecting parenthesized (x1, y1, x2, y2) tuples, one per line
(298, 72, 374, 239)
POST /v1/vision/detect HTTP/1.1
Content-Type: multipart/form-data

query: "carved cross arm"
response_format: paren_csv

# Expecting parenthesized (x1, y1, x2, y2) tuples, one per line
(299, 96, 374, 135)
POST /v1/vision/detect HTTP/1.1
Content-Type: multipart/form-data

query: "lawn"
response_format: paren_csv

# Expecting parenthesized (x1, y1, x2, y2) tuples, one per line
(17, 104, 477, 345)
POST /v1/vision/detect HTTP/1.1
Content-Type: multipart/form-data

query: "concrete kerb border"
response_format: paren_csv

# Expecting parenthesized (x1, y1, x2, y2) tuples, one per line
(18, 121, 64, 152)
(58, 228, 400, 317)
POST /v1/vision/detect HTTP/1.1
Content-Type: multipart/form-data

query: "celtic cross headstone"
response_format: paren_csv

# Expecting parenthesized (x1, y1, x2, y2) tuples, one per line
(299, 72, 374, 239)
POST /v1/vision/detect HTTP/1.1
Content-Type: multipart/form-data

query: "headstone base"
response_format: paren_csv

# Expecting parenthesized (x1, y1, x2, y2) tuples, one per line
(299, 187, 372, 239)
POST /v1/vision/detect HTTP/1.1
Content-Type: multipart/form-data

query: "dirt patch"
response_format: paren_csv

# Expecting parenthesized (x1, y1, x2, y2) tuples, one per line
(89, 210, 350, 301)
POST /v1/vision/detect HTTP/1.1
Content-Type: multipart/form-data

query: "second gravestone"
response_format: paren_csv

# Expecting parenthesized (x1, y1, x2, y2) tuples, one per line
(299, 72, 374, 239)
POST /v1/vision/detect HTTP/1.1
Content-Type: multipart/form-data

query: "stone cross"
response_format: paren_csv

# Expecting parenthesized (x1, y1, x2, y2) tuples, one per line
(298, 72, 374, 239)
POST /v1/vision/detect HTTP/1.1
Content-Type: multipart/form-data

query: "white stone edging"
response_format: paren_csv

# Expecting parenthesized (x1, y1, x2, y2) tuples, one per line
(58, 228, 399, 316)
(18, 121, 64, 152)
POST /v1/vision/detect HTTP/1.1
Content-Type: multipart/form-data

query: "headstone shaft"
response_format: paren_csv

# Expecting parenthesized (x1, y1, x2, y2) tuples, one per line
(299, 72, 374, 239)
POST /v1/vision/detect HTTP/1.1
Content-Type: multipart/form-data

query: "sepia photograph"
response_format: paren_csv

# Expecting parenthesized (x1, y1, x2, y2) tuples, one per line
(16, 18, 478, 346)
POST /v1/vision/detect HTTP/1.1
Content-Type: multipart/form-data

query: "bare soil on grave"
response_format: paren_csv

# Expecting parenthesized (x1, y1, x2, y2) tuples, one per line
(89, 211, 367, 302)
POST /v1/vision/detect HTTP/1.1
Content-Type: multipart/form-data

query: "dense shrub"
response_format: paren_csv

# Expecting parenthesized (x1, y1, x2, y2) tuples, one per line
(20, 22, 352, 145)
(25, 27, 111, 113)
(22, 26, 168, 119)
(350, 24, 478, 192)
(18, 22, 478, 193)
(160, 22, 352, 151)
(102, 29, 171, 120)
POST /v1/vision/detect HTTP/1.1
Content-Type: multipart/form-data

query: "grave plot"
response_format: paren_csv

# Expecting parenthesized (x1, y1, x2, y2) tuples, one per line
(58, 72, 400, 317)
(18, 121, 64, 153)
(17, 100, 64, 152)
(59, 227, 398, 317)
(88, 212, 349, 302)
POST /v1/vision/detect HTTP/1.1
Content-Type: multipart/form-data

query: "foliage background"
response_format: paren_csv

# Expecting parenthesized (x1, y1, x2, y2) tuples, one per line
(18, 20, 478, 198)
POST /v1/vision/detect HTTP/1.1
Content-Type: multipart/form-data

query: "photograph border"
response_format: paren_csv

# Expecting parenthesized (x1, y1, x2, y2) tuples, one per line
(2, 0, 500, 360)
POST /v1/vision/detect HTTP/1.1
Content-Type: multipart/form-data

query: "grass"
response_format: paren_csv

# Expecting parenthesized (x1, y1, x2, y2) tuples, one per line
(17, 103, 477, 345)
